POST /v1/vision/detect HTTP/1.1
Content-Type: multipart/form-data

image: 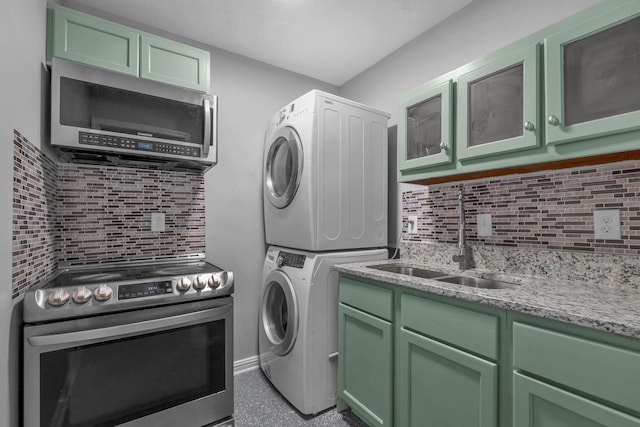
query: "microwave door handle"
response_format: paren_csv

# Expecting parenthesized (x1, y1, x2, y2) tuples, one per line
(27, 303, 231, 347)
(203, 97, 212, 157)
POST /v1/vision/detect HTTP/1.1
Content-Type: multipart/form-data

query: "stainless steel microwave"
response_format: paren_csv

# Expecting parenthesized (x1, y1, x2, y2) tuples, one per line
(50, 57, 218, 173)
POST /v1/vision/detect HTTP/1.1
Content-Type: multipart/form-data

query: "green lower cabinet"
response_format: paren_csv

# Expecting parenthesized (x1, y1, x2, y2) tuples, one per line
(513, 373, 640, 427)
(396, 328, 498, 427)
(337, 302, 393, 427)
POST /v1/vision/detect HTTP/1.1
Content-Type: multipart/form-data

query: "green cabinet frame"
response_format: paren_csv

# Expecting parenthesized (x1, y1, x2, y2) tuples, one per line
(457, 44, 540, 160)
(513, 373, 640, 427)
(544, 2, 640, 145)
(140, 33, 210, 92)
(49, 4, 139, 76)
(396, 328, 498, 427)
(47, 3, 211, 93)
(397, 79, 454, 172)
(337, 302, 393, 427)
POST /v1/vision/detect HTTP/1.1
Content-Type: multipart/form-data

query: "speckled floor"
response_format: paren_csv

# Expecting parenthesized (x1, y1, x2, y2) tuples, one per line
(234, 368, 368, 427)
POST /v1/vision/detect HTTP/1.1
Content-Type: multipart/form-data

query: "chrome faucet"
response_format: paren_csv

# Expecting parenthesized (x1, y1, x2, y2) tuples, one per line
(452, 186, 470, 270)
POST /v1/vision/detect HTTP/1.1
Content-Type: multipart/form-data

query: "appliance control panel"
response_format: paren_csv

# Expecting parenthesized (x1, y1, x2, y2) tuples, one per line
(118, 281, 173, 300)
(79, 131, 201, 158)
(277, 252, 306, 269)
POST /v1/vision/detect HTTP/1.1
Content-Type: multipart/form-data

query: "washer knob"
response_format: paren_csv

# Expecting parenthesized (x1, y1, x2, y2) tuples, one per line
(193, 275, 208, 290)
(208, 273, 222, 289)
(177, 277, 192, 292)
(94, 284, 113, 301)
(72, 286, 92, 304)
(47, 288, 70, 306)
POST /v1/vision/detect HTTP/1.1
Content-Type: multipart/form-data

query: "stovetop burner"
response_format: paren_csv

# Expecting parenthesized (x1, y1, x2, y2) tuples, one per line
(23, 255, 234, 324)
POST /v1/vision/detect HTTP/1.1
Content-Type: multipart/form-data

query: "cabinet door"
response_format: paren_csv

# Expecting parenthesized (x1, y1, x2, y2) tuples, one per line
(513, 373, 640, 427)
(337, 303, 393, 427)
(140, 33, 210, 93)
(396, 328, 498, 427)
(49, 5, 139, 76)
(545, 3, 640, 144)
(398, 80, 454, 171)
(457, 45, 539, 160)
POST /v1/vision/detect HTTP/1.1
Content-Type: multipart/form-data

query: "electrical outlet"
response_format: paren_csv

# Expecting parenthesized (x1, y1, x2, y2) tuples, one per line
(151, 212, 165, 232)
(593, 209, 620, 240)
(407, 215, 418, 234)
(477, 213, 492, 237)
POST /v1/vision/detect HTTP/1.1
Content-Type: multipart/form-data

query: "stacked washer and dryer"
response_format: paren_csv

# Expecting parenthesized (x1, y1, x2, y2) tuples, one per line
(258, 90, 390, 415)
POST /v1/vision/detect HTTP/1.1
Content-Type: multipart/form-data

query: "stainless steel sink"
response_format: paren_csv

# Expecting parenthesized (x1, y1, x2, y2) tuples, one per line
(367, 264, 449, 279)
(435, 275, 517, 290)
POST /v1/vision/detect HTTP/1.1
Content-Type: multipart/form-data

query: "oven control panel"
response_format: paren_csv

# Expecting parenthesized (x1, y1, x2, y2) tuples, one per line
(24, 268, 235, 323)
(118, 281, 173, 300)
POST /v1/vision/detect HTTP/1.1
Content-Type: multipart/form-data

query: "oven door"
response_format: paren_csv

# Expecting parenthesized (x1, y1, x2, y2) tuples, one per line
(24, 297, 233, 427)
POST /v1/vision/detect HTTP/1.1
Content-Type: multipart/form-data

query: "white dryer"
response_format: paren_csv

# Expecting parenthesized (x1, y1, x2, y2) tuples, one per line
(263, 90, 390, 252)
(258, 245, 388, 415)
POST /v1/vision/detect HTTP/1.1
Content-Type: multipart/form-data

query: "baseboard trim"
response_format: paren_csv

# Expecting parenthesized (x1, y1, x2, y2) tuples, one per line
(234, 355, 260, 375)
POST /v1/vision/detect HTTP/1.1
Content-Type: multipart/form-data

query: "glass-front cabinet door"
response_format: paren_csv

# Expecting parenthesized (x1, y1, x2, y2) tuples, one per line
(545, 4, 640, 145)
(398, 79, 453, 172)
(457, 45, 539, 160)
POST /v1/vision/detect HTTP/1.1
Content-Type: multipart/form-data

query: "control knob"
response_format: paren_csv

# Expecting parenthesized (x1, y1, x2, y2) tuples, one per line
(94, 284, 113, 301)
(177, 277, 192, 292)
(193, 275, 208, 290)
(72, 286, 92, 304)
(47, 288, 70, 306)
(208, 273, 222, 289)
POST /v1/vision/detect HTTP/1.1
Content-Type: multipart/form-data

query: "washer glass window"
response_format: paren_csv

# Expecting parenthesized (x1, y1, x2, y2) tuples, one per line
(261, 272, 298, 356)
(265, 126, 303, 209)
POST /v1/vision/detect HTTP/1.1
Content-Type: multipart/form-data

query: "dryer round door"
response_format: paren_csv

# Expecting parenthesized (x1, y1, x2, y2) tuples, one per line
(261, 270, 299, 356)
(264, 126, 303, 209)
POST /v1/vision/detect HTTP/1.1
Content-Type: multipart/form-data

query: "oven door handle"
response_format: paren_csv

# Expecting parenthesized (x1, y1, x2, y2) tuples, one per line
(27, 304, 231, 347)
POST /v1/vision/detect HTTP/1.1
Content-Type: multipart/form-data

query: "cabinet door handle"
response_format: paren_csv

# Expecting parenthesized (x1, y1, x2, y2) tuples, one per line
(439, 141, 448, 152)
(524, 121, 535, 132)
(548, 115, 560, 126)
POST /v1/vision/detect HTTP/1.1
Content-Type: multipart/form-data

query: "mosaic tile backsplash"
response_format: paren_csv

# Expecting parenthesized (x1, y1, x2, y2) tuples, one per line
(13, 130, 58, 299)
(12, 131, 205, 299)
(57, 165, 205, 261)
(403, 160, 640, 255)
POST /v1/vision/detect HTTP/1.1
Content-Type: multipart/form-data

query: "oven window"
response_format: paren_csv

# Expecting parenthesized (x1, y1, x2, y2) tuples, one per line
(40, 320, 225, 427)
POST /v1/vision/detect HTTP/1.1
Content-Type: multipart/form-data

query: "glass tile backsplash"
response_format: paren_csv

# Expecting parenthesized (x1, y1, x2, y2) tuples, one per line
(12, 130, 205, 299)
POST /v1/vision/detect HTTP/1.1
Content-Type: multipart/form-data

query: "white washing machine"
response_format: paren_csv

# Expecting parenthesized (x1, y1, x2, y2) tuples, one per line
(263, 90, 390, 252)
(258, 245, 388, 415)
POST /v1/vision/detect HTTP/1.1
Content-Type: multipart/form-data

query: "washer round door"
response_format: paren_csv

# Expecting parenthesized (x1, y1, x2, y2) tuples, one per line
(264, 126, 303, 209)
(261, 270, 299, 356)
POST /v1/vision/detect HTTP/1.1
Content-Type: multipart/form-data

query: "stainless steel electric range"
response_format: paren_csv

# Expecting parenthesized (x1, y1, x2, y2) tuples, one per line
(23, 254, 235, 427)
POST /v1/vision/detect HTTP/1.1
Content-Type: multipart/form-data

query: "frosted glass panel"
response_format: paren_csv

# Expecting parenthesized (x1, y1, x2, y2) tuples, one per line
(468, 64, 523, 147)
(406, 95, 441, 160)
(563, 15, 640, 126)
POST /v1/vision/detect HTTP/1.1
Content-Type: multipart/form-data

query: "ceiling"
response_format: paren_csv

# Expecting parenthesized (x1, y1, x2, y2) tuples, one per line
(63, 0, 474, 86)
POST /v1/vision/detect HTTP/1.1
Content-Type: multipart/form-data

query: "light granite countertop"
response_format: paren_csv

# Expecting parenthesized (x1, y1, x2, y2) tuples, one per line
(333, 257, 640, 340)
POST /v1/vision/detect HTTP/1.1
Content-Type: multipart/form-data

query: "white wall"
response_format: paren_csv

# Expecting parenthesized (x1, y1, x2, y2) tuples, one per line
(339, 0, 601, 244)
(0, 1, 48, 425)
(203, 51, 336, 362)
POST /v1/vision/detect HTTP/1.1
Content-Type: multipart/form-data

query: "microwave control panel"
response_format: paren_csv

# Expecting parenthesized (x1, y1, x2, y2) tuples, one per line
(79, 131, 201, 158)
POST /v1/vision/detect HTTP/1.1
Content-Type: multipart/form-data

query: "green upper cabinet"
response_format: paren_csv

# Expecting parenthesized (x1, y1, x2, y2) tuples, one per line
(47, 3, 210, 93)
(140, 34, 210, 92)
(457, 44, 540, 160)
(545, 2, 640, 145)
(398, 79, 454, 173)
(49, 4, 139, 76)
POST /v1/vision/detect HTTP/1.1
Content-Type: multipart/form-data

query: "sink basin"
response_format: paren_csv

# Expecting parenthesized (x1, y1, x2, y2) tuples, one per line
(435, 275, 517, 290)
(367, 264, 449, 279)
